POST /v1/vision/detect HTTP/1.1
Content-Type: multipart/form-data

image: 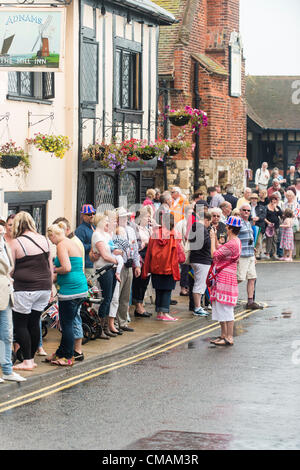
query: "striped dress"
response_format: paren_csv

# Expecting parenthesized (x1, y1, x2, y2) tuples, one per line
(210, 238, 242, 306)
(280, 218, 294, 250)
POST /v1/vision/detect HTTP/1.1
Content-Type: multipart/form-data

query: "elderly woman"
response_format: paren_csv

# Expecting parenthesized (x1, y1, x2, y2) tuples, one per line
(209, 216, 242, 346)
(10, 212, 53, 371)
(209, 207, 227, 244)
(286, 166, 297, 187)
(47, 222, 88, 366)
(130, 206, 153, 317)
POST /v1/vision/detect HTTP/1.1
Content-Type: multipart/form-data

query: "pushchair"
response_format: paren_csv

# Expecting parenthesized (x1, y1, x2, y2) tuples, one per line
(79, 264, 115, 344)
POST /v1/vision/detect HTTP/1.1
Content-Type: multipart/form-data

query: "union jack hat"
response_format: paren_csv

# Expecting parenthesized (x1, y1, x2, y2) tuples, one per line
(81, 204, 96, 214)
(225, 216, 242, 227)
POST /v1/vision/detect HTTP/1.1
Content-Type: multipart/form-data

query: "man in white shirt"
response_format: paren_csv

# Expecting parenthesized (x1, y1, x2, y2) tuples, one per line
(255, 162, 270, 191)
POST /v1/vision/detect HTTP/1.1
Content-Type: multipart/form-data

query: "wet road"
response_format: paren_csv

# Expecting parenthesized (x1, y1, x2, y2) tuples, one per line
(1, 263, 300, 450)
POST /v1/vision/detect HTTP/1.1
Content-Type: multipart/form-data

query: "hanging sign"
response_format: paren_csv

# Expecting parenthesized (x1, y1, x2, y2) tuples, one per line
(229, 31, 242, 98)
(0, 8, 65, 72)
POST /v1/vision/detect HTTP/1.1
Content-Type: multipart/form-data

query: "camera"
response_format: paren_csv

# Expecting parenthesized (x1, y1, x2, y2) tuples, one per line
(248, 239, 253, 246)
(125, 258, 133, 268)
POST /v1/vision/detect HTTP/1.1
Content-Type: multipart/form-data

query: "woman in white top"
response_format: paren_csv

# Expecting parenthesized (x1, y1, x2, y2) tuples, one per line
(91, 214, 122, 338)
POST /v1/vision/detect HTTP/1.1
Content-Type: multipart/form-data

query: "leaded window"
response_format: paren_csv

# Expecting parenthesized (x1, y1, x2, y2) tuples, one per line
(81, 40, 98, 104)
(95, 174, 116, 210)
(120, 173, 137, 208)
(7, 72, 54, 100)
(115, 48, 141, 110)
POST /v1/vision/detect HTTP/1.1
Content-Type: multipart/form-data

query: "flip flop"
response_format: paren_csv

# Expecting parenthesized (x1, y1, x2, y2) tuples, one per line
(215, 338, 234, 346)
(210, 336, 223, 344)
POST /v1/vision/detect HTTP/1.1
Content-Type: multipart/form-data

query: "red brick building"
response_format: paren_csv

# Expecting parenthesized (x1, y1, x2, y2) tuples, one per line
(154, 0, 247, 195)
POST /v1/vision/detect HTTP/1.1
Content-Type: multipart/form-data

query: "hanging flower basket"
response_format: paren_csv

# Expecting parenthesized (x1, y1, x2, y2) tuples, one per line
(169, 114, 191, 127)
(0, 141, 30, 173)
(26, 133, 71, 159)
(0, 154, 22, 169)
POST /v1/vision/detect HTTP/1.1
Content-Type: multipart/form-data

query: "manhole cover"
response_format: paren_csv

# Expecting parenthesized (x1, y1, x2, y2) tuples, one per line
(126, 430, 232, 450)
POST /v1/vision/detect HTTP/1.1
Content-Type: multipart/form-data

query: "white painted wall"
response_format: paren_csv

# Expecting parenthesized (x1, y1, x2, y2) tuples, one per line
(0, 2, 79, 231)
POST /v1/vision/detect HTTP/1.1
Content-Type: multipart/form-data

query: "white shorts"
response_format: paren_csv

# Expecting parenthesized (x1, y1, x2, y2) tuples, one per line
(13, 290, 51, 314)
(190, 263, 211, 294)
(237, 256, 257, 282)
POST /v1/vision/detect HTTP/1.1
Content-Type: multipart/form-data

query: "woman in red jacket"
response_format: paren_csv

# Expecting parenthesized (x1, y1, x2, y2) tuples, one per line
(142, 213, 185, 321)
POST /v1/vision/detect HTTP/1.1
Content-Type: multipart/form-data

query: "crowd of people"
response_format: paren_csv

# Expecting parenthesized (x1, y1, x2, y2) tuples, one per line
(1, 162, 299, 381)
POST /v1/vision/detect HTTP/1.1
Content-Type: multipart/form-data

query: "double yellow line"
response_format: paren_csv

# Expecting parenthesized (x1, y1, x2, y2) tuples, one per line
(0, 307, 262, 413)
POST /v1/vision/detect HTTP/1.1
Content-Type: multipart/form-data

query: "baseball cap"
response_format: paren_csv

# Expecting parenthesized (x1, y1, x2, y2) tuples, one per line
(80, 204, 96, 215)
(225, 216, 242, 227)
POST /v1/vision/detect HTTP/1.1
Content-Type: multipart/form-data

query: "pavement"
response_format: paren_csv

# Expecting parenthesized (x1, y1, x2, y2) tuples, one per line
(0, 290, 250, 400)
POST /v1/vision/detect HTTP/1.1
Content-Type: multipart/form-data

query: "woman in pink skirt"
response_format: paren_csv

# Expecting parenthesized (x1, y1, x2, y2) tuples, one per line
(209, 216, 242, 346)
(280, 208, 294, 261)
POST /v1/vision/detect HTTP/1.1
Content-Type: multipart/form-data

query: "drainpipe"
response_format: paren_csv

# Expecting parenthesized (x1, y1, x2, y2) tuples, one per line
(194, 61, 200, 191)
(77, 0, 83, 226)
(162, 79, 169, 190)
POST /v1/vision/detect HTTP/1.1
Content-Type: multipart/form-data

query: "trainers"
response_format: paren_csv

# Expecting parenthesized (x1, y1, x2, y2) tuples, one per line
(0, 377, 4, 383)
(156, 314, 178, 322)
(2, 372, 27, 382)
(193, 307, 209, 317)
(246, 301, 263, 310)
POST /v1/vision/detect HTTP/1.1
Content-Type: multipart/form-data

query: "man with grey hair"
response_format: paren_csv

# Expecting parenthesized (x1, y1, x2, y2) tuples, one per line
(220, 201, 232, 223)
(237, 187, 252, 210)
(237, 203, 263, 310)
(170, 186, 188, 224)
(255, 162, 270, 191)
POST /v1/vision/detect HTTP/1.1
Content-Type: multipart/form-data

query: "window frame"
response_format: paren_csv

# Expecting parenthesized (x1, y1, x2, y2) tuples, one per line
(7, 71, 55, 103)
(114, 38, 142, 113)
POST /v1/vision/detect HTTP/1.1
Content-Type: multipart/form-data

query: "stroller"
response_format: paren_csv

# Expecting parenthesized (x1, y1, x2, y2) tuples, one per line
(79, 264, 114, 344)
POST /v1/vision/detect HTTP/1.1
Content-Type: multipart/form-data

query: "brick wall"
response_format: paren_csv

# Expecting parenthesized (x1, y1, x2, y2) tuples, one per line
(157, 0, 247, 194)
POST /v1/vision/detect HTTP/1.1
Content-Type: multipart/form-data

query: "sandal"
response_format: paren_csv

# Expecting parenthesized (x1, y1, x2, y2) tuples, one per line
(215, 338, 234, 346)
(210, 336, 224, 344)
(51, 357, 74, 366)
(45, 353, 58, 363)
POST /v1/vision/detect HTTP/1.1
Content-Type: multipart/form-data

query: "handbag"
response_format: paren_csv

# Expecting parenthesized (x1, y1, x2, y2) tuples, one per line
(265, 224, 275, 238)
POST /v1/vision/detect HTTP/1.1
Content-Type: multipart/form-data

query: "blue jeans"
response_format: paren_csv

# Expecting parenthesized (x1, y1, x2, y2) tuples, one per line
(56, 298, 83, 359)
(155, 289, 172, 313)
(0, 305, 13, 375)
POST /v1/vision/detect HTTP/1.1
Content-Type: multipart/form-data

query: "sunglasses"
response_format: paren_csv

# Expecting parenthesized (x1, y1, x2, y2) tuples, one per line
(241, 209, 250, 212)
